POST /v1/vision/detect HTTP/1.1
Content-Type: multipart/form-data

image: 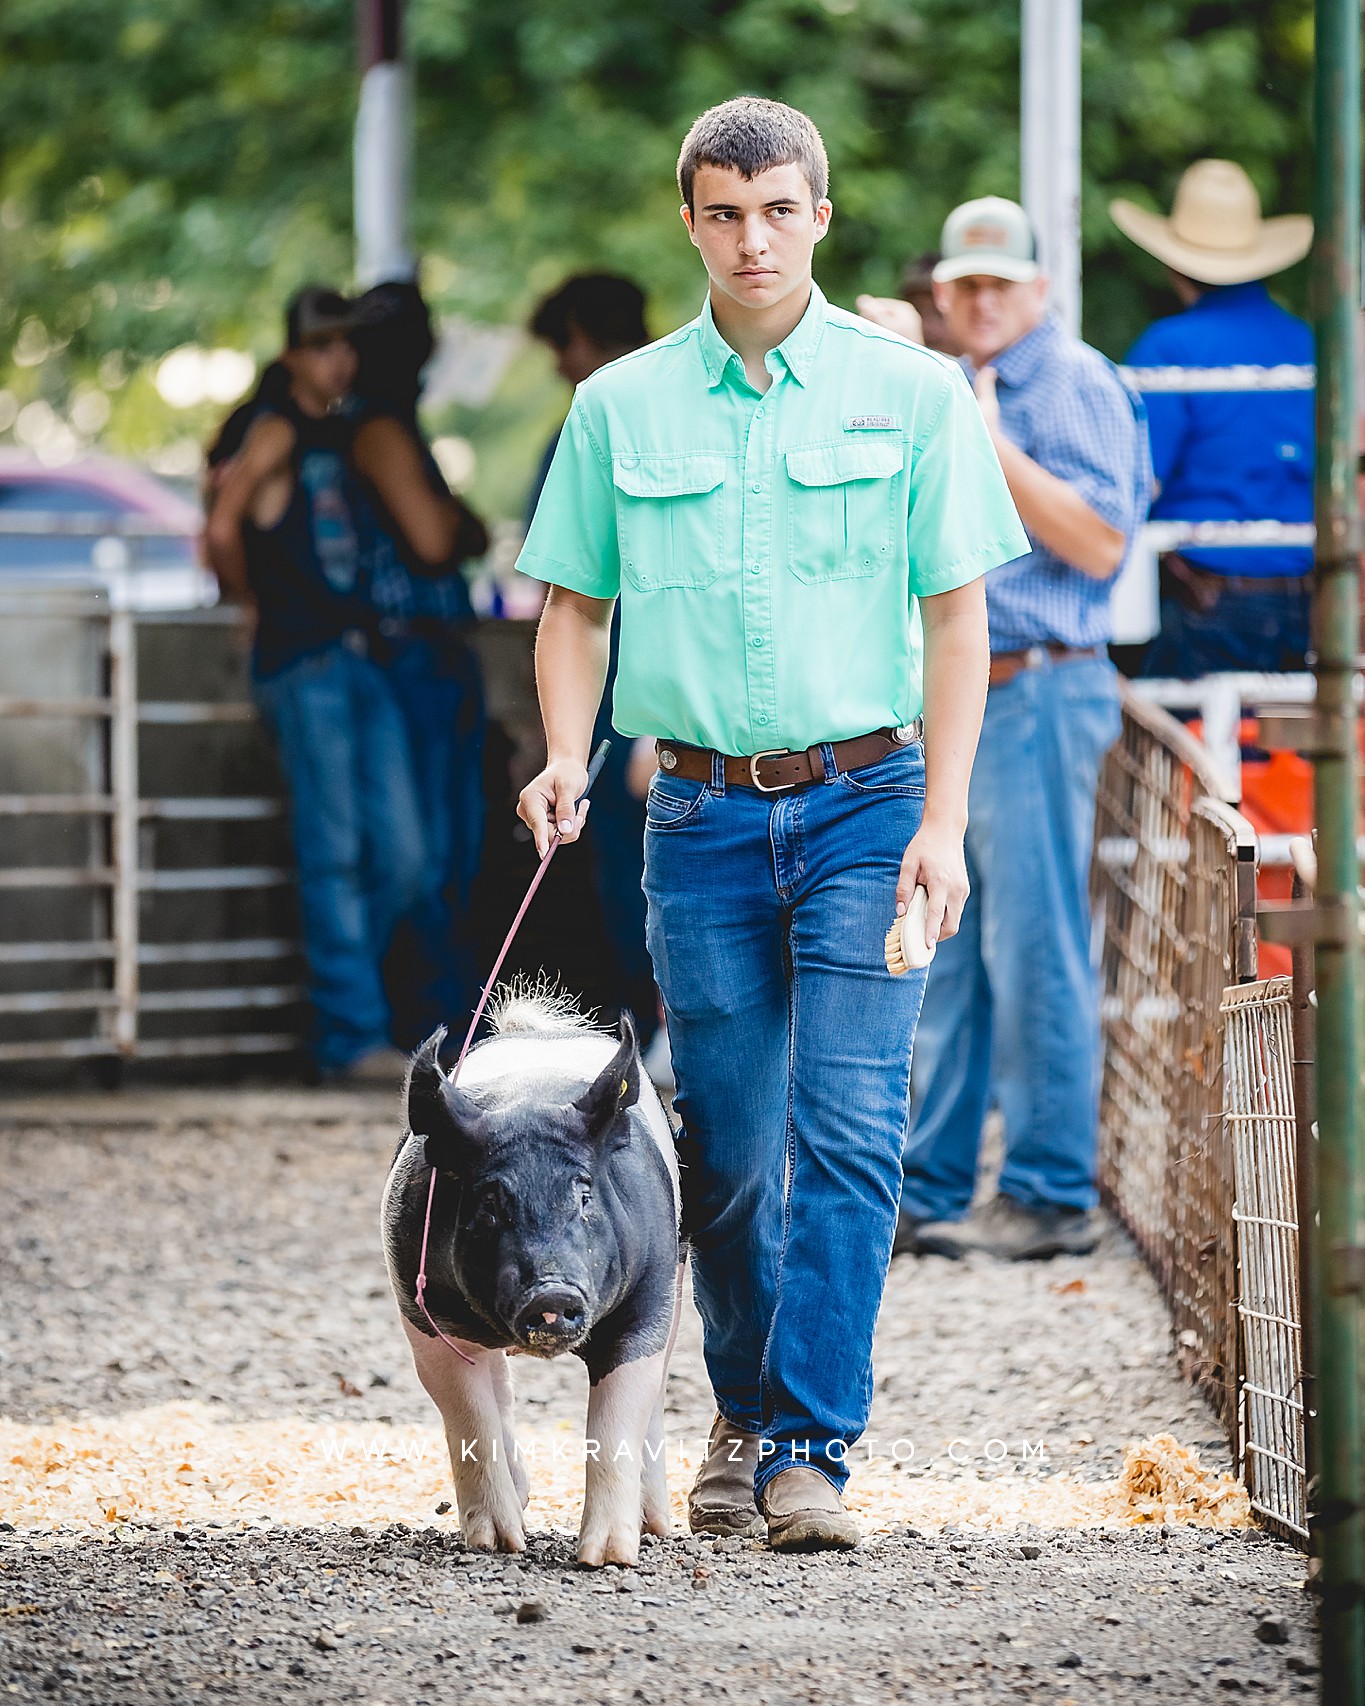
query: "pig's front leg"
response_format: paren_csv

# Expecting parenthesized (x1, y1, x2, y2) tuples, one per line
(402, 1318, 526, 1552)
(488, 1346, 529, 1509)
(641, 1261, 686, 1538)
(579, 1350, 667, 1568)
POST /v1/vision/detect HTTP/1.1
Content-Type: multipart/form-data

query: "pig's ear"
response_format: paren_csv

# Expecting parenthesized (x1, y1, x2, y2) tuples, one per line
(406, 1029, 491, 1172)
(574, 1013, 641, 1142)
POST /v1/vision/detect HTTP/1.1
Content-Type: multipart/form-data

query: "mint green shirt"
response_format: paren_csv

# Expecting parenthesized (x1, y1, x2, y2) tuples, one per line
(517, 283, 1028, 754)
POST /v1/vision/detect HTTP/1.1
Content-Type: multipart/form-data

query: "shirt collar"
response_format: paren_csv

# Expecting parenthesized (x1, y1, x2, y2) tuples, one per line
(984, 314, 1062, 389)
(696, 281, 828, 389)
(1189, 280, 1271, 313)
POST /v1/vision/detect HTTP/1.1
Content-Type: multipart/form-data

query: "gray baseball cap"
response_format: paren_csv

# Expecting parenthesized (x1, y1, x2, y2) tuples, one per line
(932, 197, 1040, 285)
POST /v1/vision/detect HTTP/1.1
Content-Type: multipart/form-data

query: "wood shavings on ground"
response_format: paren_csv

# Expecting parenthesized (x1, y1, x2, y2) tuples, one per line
(0, 1405, 1249, 1538)
(1115, 1431, 1252, 1526)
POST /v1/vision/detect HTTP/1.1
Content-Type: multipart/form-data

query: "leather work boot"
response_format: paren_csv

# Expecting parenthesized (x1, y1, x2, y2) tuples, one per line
(688, 1413, 765, 1537)
(760, 1466, 860, 1553)
(918, 1194, 1100, 1261)
(892, 1209, 943, 1258)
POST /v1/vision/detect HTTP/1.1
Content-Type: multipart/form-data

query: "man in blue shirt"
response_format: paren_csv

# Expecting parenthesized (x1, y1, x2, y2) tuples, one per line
(896, 197, 1152, 1262)
(1111, 159, 1314, 675)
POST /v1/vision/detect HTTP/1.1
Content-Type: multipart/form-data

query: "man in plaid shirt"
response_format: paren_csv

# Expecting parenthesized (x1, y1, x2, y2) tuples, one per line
(894, 196, 1152, 1261)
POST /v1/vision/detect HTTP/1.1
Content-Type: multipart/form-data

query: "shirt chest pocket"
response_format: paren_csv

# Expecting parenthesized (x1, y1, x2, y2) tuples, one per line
(785, 439, 905, 582)
(612, 453, 729, 591)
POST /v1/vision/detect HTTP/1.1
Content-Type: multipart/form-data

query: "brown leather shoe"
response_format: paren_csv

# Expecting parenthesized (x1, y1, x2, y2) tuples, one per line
(687, 1413, 764, 1537)
(760, 1466, 860, 1552)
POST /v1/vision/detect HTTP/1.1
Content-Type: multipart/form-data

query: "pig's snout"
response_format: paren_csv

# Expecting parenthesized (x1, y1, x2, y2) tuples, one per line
(514, 1284, 589, 1353)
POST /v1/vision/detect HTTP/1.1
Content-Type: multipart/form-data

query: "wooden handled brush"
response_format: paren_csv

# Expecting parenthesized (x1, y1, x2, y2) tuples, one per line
(884, 885, 937, 975)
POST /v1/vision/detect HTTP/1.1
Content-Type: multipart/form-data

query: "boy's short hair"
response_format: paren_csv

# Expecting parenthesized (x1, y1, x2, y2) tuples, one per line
(676, 97, 829, 211)
(530, 274, 649, 354)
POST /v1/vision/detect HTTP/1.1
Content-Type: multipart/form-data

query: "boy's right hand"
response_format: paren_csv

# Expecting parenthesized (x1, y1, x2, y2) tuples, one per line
(518, 758, 591, 859)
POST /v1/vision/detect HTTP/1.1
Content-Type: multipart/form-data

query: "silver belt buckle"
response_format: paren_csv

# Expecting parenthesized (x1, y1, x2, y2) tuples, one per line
(748, 748, 792, 792)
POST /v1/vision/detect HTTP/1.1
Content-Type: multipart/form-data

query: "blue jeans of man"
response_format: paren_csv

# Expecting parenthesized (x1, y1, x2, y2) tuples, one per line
(255, 643, 427, 1074)
(900, 655, 1120, 1223)
(1142, 581, 1311, 677)
(380, 631, 486, 1045)
(643, 742, 929, 1496)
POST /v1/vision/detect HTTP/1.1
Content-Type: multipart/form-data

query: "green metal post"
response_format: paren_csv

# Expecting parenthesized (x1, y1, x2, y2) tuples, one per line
(1310, 0, 1364, 1695)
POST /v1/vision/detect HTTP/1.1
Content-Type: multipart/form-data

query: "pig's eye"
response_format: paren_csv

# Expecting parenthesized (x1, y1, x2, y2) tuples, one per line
(471, 1188, 503, 1228)
(576, 1180, 593, 1215)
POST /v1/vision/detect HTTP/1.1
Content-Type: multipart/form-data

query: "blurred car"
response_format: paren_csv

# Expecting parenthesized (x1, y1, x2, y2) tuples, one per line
(0, 451, 215, 609)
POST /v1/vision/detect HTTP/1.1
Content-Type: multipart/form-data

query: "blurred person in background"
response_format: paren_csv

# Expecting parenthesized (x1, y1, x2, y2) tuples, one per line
(346, 280, 491, 1047)
(205, 286, 429, 1081)
(856, 252, 962, 356)
(896, 198, 1151, 1262)
(1111, 160, 1314, 676)
(527, 273, 661, 1055)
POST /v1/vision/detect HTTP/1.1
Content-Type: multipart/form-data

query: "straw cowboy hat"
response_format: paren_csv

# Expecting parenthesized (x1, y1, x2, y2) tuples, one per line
(1110, 159, 1312, 286)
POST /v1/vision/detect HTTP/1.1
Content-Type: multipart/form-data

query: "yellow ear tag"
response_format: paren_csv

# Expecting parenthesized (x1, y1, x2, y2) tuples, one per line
(620, 1078, 629, 1098)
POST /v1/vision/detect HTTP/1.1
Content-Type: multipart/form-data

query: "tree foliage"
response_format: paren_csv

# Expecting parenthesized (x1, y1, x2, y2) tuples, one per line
(0, 0, 1314, 507)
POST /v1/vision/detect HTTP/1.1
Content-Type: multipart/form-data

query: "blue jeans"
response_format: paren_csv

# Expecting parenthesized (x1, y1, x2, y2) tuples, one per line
(1142, 582, 1311, 677)
(900, 654, 1121, 1222)
(643, 742, 929, 1495)
(380, 632, 486, 1045)
(255, 645, 427, 1073)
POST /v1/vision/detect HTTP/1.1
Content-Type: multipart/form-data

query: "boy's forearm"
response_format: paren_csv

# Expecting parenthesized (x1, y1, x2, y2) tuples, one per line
(919, 581, 989, 832)
(535, 588, 614, 764)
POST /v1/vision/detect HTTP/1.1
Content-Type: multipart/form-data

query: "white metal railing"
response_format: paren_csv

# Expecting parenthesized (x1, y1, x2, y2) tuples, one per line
(1130, 672, 1365, 872)
(0, 592, 299, 1065)
(1118, 364, 1315, 393)
(1110, 361, 1315, 647)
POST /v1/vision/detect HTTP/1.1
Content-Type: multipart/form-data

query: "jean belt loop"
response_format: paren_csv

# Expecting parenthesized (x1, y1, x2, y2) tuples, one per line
(710, 749, 727, 795)
(820, 741, 838, 781)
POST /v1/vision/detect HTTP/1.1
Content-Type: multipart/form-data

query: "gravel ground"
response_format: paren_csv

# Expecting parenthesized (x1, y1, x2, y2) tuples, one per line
(0, 1089, 1319, 1702)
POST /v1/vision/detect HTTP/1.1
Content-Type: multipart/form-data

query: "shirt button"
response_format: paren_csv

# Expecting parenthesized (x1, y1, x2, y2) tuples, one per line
(751, 482, 762, 493)
(751, 635, 765, 649)
(756, 713, 770, 725)
(750, 562, 762, 574)
(619, 454, 638, 470)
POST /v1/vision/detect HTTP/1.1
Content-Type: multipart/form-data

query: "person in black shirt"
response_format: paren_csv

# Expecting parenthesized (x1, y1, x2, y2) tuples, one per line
(205, 286, 428, 1082)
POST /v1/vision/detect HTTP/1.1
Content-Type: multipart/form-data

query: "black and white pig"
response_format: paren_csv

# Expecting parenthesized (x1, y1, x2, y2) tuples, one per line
(382, 989, 683, 1567)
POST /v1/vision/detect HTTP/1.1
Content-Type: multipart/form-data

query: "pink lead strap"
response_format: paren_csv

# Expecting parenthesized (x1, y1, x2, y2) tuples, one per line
(412, 741, 613, 1364)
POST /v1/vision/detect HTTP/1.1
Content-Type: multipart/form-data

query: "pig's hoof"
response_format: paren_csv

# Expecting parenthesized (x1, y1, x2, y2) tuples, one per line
(576, 1527, 640, 1569)
(462, 1512, 526, 1553)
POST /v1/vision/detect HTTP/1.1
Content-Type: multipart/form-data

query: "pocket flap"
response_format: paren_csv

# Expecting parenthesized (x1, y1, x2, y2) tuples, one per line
(612, 453, 727, 499)
(785, 440, 905, 487)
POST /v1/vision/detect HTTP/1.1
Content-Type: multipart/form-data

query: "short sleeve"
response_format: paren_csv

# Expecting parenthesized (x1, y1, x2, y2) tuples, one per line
(907, 366, 1030, 598)
(516, 397, 621, 598)
(1034, 367, 1149, 538)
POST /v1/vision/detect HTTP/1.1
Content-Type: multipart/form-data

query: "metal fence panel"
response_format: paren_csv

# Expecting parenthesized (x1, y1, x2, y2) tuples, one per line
(1224, 977, 1309, 1543)
(1093, 691, 1257, 1439)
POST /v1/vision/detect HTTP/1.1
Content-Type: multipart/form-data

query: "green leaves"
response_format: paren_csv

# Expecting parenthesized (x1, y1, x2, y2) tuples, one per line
(0, 0, 1313, 496)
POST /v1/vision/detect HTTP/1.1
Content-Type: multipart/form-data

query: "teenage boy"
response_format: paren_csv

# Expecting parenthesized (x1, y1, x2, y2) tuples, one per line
(517, 99, 1027, 1554)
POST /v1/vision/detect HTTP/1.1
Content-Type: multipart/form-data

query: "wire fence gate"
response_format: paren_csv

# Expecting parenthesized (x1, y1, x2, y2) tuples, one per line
(1092, 687, 1313, 1545)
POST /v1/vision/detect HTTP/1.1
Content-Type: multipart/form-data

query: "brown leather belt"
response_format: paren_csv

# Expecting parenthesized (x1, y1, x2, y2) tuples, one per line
(988, 643, 1101, 689)
(656, 722, 923, 795)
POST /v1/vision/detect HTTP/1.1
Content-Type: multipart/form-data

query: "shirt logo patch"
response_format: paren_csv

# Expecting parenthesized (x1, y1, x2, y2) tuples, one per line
(844, 415, 901, 431)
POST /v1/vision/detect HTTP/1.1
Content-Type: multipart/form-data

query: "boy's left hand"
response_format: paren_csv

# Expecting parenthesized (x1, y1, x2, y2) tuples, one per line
(897, 821, 969, 951)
